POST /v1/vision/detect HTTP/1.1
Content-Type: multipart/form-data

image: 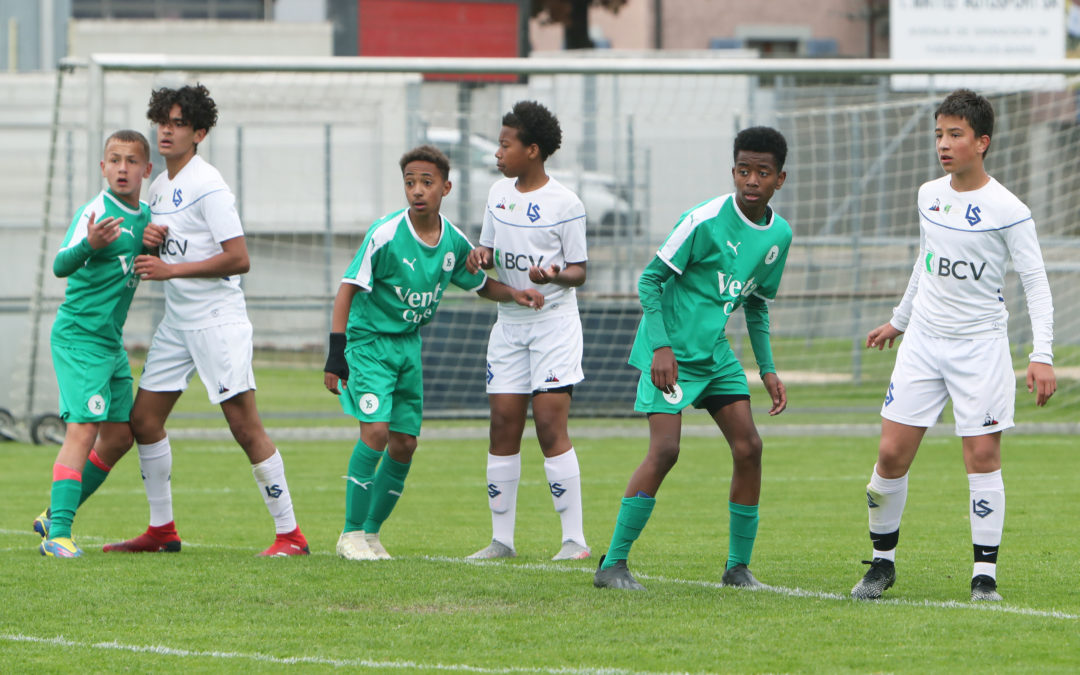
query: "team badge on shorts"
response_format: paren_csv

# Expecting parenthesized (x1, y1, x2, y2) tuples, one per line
(87, 394, 106, 415)
(359, 393, 380, 414)
(663, 384, 684, 405)
(765, 245, 780, 265)
(442, 252, 455, 271)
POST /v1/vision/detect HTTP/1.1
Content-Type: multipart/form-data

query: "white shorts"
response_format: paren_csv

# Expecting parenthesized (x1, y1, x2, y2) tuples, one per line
(880, 324, 1014, 436)
(139, 321, 257, 404)
(485, 314, 584, 394)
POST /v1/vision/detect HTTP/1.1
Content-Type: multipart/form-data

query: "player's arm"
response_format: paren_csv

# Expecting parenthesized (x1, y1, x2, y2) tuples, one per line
(476, 278, 544, 309)
(529, 261, 586, 287)
(639, 256, 678, 393)
(466, 245, 494, 274)
(323, 282, 361, 395)
(744, 295, 787, 416)
(53, 212, 123, 277)
(133, 235, 250, 281)
(1006, 220, 1057, 406)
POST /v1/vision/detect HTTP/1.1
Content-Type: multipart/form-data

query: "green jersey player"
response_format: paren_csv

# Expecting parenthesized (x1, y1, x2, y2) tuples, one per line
(38, 130, 152, 558)
(594, 127, 792, 590)
(323, 145, 544, 561)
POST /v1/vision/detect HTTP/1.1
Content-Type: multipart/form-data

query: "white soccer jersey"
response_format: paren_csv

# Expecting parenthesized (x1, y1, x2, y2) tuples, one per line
(891, 175, 1053, 363)
(479, 176, 587, 323)
(148, 155, 248, 330)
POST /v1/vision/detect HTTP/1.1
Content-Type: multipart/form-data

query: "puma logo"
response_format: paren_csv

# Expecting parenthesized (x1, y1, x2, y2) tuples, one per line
(403, 257, 416, 271)
(726, 240, 742, 255)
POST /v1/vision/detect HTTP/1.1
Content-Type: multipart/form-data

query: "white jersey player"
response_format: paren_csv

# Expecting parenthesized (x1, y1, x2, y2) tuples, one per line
(852, 89, 1055, 603)
(100, 84, 309, 557)
(466, 101, 591, 562)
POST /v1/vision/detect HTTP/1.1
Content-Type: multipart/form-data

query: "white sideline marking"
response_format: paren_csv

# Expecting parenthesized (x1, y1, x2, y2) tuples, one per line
(0, 633, 709, 675)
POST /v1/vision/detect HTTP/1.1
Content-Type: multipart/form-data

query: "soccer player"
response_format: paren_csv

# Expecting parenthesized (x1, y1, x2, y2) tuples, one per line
(464, 101, 591, 562)
(851, 89, 1055, 603)
(37, 130, 152, 557)
(593, 127, 792, 591)
(100, 84, 310, 556)
(323, 145, 544, 561)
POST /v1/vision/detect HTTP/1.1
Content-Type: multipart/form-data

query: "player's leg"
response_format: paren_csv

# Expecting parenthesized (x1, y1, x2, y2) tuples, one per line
(468, 392, 528, 559)
(40, 421, 98, 558)
(360, 430, 417, 559)
(73, 350, 137, 509)
(533, 389, 589, 560)
(963, 433, 1004, 601)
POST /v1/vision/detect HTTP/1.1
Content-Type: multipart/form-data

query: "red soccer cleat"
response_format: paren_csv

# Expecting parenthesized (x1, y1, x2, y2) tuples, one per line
(102, 522, 182, 553)
(258, 527, 310, 557)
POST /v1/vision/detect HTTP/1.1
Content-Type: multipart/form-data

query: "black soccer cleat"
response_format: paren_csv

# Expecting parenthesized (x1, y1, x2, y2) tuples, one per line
(593, 555, 645, 590)
(970, 575, 1003, 602)
(722, 563, 765, 588)
(851, 558, 896, 600)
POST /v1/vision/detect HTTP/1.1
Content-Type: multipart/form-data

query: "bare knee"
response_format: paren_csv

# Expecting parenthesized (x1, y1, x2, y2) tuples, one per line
(730, 434, 763, 469)
(647, 438, 680, 474)
(387, 434, 417, 463)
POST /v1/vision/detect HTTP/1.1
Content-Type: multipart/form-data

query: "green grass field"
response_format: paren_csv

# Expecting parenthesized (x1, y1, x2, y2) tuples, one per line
(3, 424, 1078, 673)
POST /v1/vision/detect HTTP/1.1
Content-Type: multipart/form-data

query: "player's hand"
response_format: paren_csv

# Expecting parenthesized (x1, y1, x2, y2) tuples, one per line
(529, 263, 561, 285)
(86, 213, 123, 250)
(1026, 362, 1056, 407)
(143, 223, 168, 250)
(866, 322, 903, 350)
(650, 347, 678, 395)
(134, 254, 173, 280)
(512, 288, 545, 310)
(466, 246, 494, 274)
(762, 372, 787, 416)
(324, 332, 349, 395)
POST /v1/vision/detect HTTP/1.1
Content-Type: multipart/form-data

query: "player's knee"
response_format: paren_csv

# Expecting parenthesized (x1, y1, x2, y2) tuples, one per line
(648, 440, 680, 473)
(730, 434, 762, 467)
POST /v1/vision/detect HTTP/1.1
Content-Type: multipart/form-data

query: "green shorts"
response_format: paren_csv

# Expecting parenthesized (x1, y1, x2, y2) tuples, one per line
(52, 341, 133, 423)
(340, 331, 423, 436)
(633, 350, 748, 415)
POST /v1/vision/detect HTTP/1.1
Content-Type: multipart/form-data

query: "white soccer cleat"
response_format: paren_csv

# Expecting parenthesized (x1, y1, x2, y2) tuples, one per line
(552, 540, 591, 561)
(466, 539, 516, 559)
(363, 532, 392, 560)
(336, 530, 377, 561)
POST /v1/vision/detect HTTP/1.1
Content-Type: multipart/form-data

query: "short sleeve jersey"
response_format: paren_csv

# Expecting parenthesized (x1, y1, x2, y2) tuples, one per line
(897, 175, 1045, 340)
(628, 193, 792, 380)
(52, 189, 151, 351)
(479, 176, 587, 323)
(342, 209, 487, 340)
(148, 155, 247, 330)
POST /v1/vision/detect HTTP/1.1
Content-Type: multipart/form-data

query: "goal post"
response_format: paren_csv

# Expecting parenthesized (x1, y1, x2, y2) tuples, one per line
(15, 54, 1079, 431)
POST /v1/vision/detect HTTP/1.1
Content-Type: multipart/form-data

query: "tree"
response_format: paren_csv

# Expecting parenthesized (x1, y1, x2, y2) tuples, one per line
(532, 0, 627, 50)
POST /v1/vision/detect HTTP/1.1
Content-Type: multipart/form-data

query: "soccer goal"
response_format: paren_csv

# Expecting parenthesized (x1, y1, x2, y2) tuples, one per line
(7, 54, 1078, 437)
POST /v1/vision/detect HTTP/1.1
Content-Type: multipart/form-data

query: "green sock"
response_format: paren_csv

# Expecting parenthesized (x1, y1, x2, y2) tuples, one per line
(727, 501, 759, 569)
(49, 478, 82, 540)
(345, 439, 382, 533)
(362, 454, 411, 534)
(79, 458, 110, 506)
(600, 495, 656, 569)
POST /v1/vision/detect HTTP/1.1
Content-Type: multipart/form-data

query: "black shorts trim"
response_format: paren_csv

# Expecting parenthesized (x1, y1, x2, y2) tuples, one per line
(702, 393, 750, 416)
(533, 385, 573, 398)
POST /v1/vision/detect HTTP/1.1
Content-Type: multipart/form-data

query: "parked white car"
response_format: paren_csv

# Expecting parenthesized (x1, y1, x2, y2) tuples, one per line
(421, 127, 640, 241)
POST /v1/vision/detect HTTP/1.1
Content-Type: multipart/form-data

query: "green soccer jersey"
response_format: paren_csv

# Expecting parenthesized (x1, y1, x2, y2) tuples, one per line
(51, 189, 151, 351)
(628, 193, 792, 380)
(342, 209, 487, 340)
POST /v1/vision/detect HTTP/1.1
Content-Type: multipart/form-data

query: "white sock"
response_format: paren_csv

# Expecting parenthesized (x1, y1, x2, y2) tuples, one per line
(486, 453, 520, 550)
(969, 469, 1005, 580)
(544, 447, 586, 547)
(138, 437, 174, 527)
(252, 450, 298, 534)
(867, 465, 908, 562)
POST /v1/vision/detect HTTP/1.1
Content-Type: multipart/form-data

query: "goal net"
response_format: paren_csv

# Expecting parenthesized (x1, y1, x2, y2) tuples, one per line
(6, 55, 1078, 435)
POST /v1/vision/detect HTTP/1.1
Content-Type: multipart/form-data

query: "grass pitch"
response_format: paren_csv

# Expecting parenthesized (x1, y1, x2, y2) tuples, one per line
(2, 426, 1078, 673)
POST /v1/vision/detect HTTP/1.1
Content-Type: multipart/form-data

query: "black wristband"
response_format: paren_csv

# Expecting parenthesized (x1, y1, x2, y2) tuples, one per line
(324, 332, 349, 379)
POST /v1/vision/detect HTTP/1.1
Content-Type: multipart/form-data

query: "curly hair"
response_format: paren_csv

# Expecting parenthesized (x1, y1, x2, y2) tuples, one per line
(733, 126, 788, 172)
(146, 84, 219, 133)
(400, 144, 451, 181)
(935, 88, 994, 158)
(502, 100, 562, 161)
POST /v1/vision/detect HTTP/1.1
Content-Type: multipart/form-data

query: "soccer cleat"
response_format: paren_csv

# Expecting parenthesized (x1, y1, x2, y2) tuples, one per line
(33, 508, 51, 539)
(40, 537, 83, 558)
(552, 540, 591, 561)
(258, 527, 310, 557)
(971, 575, 1003, 602)
(336, 530, 377, 561)
(466, 539, 516, 560)
(851, 558, 896, 600)
(103, 524, 182, 553)
(722, 563, 765, 588)
(363, 532, 392, 560)
(593, 555, 645, 590)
